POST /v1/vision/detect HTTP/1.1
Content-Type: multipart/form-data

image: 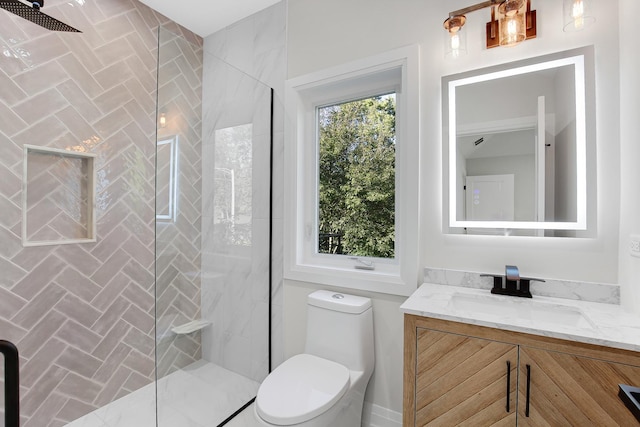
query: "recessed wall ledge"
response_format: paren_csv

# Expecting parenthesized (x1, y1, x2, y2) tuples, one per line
(423, 267, 620, 305)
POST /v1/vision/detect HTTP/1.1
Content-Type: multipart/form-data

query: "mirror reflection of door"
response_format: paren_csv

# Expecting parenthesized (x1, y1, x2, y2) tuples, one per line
(459, 126, 537, 222)
(465, 174, 515, 221)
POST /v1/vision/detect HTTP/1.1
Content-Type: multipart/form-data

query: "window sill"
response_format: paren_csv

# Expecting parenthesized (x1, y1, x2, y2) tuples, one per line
(285, 262, 417, 297)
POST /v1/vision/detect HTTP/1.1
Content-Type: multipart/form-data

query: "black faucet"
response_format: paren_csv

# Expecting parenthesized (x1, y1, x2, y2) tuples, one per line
(481, 265, 545, 298)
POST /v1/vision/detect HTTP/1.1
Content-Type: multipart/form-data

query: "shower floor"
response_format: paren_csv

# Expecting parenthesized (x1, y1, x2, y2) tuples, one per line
(65, 360, 261, 427)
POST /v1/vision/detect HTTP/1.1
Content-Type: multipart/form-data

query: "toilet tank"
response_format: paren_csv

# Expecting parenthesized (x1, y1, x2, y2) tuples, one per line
(304, 290, 374, 374)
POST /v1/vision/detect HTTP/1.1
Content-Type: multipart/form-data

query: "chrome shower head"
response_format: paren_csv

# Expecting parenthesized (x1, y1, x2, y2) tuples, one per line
(0, 0, 81, 32)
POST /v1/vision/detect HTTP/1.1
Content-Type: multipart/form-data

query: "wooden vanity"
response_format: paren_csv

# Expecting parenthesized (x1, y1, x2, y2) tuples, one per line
(403, 314, 640, 426)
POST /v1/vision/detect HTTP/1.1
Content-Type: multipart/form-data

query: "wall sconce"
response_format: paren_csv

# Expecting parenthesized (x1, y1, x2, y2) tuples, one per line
(444, 0, 537, 55)
(444, 15, 467, 58)
(498, 0, 528, 47)
(563, 0, 595, 32)
(159, 112, 166, 128)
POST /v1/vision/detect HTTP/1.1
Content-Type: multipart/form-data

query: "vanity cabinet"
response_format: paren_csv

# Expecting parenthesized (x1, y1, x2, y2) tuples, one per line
(414, 328, 517, 426)
(517, 347, 640, 426)
(404, 315, 640, 426)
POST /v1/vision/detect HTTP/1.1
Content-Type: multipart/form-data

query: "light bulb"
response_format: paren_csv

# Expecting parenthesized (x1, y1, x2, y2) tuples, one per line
(563, 0, 594, 32)
(498, 0, 526, 47)
(450, 33, 460, 51)
(507, 19, 517, 37)
(571, 0, 585, 30)
(443, 15, 467, 58)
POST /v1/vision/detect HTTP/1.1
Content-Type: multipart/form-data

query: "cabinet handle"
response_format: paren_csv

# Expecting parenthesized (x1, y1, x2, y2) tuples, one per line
(525, 364, 531, 417)
(505, 360, 511, 413)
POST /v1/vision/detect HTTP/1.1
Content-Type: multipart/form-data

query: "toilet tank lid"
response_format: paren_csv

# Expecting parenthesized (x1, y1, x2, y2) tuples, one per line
(308, 290, 372, 314)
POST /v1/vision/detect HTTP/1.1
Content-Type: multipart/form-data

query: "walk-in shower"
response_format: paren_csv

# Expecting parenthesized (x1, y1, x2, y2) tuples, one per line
(0, 0, 273, 426)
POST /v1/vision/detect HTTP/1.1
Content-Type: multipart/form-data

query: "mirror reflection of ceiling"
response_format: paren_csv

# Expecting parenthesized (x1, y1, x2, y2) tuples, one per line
(458, 129, 535, 160)
(456, 66, 575, 133)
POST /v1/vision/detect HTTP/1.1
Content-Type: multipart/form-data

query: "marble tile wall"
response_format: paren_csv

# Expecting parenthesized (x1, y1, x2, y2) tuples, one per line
(424, 267, 621, 304)
(201, 1, 286, 381)
(0, 0, 201, 425)
(200, 56, 271, 383)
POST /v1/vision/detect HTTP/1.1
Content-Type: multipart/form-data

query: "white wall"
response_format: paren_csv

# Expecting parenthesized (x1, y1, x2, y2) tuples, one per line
(618, 0, 640, 313)
(285, 0, 624, 416)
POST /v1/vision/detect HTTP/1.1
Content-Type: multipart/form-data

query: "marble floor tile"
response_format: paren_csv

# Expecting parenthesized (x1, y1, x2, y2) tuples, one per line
(224, 403, 262, 427)
(65, 359, 259, 427)
(64, 412, 107, 427)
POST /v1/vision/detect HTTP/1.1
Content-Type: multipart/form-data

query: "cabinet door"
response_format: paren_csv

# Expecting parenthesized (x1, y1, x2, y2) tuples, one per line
(415, 328, 518, 426)
(518, 346, 640, 426)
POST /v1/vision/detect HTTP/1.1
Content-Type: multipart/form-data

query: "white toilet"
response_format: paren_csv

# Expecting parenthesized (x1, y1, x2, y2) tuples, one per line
(254, 290, 374, 427)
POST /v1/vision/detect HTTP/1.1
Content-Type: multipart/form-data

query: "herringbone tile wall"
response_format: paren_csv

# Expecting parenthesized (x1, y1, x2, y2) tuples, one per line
(155, 26, 203, 380)
(0, 0, 202, 426)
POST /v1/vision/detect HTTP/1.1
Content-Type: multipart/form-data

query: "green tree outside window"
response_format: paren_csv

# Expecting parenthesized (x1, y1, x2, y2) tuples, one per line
(318, 94, 396, 258)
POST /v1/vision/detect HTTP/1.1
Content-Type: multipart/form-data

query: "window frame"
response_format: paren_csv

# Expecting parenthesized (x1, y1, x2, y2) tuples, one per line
(284, 45, 420, 296)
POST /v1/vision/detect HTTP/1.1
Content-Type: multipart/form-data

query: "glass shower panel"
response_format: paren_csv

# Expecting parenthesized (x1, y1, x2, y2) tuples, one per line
(155, 28, 272, 427)
(200, 52, 272, 425)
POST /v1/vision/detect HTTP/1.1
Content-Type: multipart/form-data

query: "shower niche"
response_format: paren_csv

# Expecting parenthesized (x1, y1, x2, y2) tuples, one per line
(21, 144, 96, 247)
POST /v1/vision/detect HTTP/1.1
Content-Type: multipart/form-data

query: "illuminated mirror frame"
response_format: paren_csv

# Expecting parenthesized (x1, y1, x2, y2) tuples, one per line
(445, 47, 595, 232)
(156, 135, 179, 222)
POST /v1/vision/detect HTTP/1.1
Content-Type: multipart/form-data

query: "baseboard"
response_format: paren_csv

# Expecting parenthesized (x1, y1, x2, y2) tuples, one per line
(362, 402, 402, 427)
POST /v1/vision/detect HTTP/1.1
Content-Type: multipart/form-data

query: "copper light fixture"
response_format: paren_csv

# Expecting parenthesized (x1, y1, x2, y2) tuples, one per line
(443, 15, 467, 58)
(498, 0, 528, 47)
(444, 0, 537, 54)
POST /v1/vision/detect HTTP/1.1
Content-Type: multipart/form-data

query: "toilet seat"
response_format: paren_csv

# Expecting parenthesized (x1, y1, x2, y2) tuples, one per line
(256, 353, 350, 425)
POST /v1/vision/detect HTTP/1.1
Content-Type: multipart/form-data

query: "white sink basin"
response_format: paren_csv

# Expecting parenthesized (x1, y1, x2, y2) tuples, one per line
(449, 293, 596, 330)
(449, 293, 519, 317)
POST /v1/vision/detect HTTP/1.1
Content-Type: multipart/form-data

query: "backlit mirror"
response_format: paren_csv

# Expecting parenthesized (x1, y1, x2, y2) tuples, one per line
(156, 135, 178, 222)
(443, 47, 595, 235)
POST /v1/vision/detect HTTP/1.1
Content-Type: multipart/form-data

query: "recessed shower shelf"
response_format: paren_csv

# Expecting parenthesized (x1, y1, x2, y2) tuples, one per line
(171, 320, 211, 335)
(22, 145, 96, 247)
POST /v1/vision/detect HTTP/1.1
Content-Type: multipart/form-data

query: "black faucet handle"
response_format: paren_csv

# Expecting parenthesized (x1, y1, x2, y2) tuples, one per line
(482, 272, 543, 298)
(481, 274, 506, 293)
(517, 276, 546, 298)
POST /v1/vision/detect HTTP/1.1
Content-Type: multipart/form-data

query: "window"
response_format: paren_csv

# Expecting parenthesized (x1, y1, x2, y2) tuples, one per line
(285, 45, 419, 296)
(317, 94, 397, 258)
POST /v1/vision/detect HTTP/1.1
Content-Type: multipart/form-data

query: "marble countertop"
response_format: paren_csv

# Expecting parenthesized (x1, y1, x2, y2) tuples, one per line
(401, 283, 640, 352)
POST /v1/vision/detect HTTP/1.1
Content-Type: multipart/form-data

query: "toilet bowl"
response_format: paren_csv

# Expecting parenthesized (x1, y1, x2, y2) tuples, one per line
(254, 290, 374, 426)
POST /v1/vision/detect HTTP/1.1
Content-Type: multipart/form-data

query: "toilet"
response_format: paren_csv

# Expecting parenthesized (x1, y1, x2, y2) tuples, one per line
(255, 290, 374, 426)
